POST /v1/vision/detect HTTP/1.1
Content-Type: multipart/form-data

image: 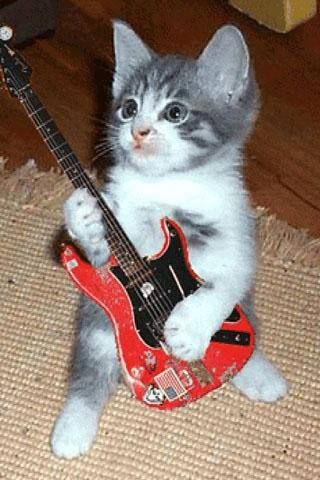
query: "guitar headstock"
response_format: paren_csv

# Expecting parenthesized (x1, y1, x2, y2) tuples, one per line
(0, 26, 32, 98)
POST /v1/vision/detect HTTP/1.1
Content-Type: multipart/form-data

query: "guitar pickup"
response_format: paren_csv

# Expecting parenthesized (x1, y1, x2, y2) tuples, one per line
(211, 330, 251, 346)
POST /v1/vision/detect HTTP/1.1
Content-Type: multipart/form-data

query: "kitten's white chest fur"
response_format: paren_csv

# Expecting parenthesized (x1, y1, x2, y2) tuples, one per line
(106, 151, 252, 281)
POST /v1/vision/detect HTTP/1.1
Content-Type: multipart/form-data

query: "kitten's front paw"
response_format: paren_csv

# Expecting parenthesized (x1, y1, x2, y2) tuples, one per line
(232, 350, 288, 402)
(64, 188, 108, 266)
(164, 300, 212, 361)
(51, 398, 98, 459)
(64, 188, 106, 240)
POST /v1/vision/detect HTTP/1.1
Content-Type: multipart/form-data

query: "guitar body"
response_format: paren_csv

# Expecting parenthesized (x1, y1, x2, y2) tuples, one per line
(61, 217, 255, 410)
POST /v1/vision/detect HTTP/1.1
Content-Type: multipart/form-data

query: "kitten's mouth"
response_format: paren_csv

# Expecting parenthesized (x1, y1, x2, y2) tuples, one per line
(132, 140, 156, 156)
(133, 141, 142, 150)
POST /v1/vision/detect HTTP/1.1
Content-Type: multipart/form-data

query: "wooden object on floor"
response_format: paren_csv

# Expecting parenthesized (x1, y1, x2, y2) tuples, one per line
(230, 0, 317, 33)
(0, 0, 319, 237)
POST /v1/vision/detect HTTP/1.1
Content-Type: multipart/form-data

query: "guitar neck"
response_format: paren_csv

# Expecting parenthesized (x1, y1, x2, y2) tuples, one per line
(19, 87, 143, 273)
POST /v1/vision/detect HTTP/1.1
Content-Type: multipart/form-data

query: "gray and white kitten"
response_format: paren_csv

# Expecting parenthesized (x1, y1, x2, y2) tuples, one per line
(51, 21, 288, 459)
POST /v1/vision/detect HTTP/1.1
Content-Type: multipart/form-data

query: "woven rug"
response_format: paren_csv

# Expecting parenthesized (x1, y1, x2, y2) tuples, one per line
(0, 159, 319, 480)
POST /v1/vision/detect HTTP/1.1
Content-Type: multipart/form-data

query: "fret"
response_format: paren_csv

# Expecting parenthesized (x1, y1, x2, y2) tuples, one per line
(49, 141, 68, 153)
(63, 163, 82, 174)
(64, 168, 87, 185)
(43, 130, 64, 143)
(126, 269, 154, 287)
(106, 231, 122, 248)
(18, 83, 31, 94)
(106, 235, 128, 254)
(26, 91, 43, 110)
(35, 118, 53, 130)
(104, 221, 138, 261)
(29, 105, 45, 117)
(23, 97, 51, 127)
(57, 151, 75, 165)
(36, 118, 65, 146)
(105, 237, 144, 273)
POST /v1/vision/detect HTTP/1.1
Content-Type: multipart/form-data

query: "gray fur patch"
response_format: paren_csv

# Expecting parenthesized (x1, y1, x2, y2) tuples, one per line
(174, 209, 218, 246)
(188, 136, 211, 150)
(69, 296, 120, 409)
(240, 291, 259, 339)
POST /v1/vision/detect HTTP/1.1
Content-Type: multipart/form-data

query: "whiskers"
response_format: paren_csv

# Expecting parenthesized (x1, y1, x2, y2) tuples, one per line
(91, 121, 121, 163)
(92, 122, 167, 165)
(92, 142, 118, 163)
(92, 139, 120, 165)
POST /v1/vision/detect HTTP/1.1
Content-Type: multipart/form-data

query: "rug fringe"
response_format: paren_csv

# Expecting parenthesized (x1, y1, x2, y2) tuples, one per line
(1, 158, 319, 269)
(0, 156, 97, 214)
(256, 207, 320, 268)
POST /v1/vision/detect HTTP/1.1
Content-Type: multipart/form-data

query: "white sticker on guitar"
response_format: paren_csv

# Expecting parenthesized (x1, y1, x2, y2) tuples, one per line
(140, 282, 155, 298)
(66, 259, 78, 270)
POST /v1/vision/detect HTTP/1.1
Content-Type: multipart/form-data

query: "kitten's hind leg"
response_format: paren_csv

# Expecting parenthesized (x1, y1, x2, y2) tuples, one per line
(51, 298, 120, 459)
(231, 349, 288, 402)
(231, 294, 288, 402)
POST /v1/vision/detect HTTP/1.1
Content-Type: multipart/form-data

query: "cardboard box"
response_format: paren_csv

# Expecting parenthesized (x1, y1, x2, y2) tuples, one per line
(229, 0, 317, 33)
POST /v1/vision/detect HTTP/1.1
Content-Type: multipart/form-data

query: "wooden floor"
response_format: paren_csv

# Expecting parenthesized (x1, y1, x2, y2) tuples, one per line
(1, 0, 319, 236)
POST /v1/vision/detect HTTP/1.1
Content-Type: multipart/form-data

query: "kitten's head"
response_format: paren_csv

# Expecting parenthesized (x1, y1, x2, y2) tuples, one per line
(108, 20, 259, 176)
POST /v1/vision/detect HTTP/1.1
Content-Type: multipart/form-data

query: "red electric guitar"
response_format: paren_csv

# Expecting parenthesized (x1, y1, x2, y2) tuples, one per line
(0, 29, 254, 409)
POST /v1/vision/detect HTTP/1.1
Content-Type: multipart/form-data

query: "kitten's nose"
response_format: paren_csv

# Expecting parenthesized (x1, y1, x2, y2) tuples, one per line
(132, 127, 151, 141)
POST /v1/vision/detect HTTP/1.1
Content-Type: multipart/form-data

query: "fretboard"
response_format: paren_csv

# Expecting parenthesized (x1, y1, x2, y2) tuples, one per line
(19, 86, 144, 275)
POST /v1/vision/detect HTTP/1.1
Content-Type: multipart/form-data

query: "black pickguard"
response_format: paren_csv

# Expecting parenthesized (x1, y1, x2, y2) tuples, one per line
(110, 220, 248, 348)
(110, 220, 200, 348)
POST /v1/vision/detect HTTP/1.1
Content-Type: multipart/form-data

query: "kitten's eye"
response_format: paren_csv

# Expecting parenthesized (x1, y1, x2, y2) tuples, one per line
(164, 102, 189, 124)
(119, 99, 138, 121)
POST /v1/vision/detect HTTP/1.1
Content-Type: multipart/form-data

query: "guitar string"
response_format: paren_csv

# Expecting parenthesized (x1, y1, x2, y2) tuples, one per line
(19, 88, 180, 340)
(17, 94, 154, 275)
(19, 95, 168, 328)
(21, 95, 147, 271)
(1, 51, 151, 282)
(21, 98, 185, 344)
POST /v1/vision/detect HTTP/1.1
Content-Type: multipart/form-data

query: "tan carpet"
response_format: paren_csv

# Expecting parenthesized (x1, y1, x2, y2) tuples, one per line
(0, 159, 319, 479)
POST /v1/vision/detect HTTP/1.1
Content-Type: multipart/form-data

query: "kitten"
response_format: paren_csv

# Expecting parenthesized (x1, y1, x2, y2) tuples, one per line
(51, 21, 288, 459)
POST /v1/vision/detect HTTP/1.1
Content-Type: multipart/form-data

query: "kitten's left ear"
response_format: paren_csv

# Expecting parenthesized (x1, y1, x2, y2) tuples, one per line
(197, 25, 250, 104)
(112, 20, 154, 97)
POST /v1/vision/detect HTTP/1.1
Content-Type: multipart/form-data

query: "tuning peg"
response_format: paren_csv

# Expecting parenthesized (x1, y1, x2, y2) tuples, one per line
(0, 26, 14, 42)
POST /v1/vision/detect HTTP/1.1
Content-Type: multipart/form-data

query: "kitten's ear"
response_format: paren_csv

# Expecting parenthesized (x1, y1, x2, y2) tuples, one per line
(112, 20, 153, 97)
(197, 25, 250, 104)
